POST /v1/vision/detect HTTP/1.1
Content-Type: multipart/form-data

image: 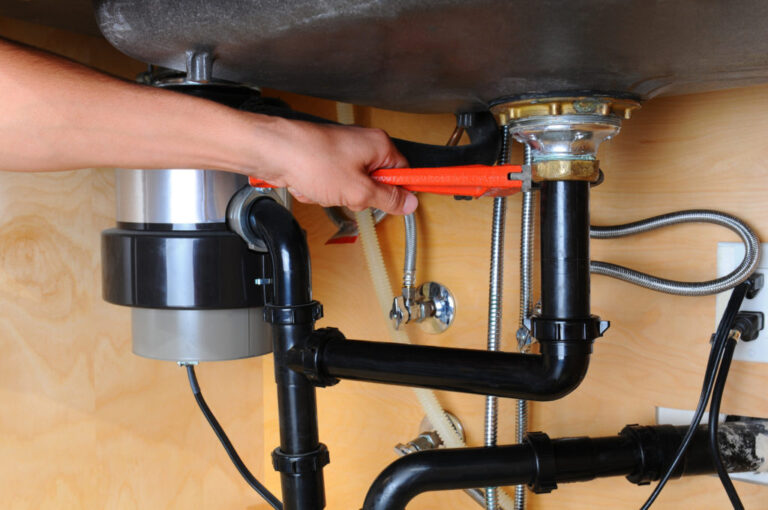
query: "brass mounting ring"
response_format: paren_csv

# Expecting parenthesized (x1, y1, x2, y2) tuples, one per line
(532, 160, 601, 182)
(491, 96, 641, 125)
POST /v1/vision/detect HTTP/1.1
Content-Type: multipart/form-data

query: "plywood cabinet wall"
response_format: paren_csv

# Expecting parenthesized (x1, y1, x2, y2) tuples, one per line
(1, 17, 767, 510)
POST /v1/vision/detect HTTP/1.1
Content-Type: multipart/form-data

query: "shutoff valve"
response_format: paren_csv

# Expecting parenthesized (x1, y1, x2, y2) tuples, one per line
(390, 282, 455, 334)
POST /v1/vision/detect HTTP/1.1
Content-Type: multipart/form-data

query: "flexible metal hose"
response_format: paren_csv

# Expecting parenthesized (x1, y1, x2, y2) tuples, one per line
(514, 143, 534, 510)
(400, 123, 464, 295)
(518, 146, 535, 341)
(485, 195, 507, 510)
(591, 210, 760, 296)
(403, 213, 417, 290)
(399, 123, 465, 294)
(485, 125, 511, 510)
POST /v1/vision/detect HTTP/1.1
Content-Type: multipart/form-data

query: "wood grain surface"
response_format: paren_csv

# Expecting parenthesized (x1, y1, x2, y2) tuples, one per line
(1, 16, 767, 510)
(280, 90, 768, 509)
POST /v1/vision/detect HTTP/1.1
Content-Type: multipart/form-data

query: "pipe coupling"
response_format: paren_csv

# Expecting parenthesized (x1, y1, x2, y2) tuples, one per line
(287, 327, 344, 387)
(525, 432, 557, 494)
(530, 315, 610, 342)
(272, 443, 330, 475)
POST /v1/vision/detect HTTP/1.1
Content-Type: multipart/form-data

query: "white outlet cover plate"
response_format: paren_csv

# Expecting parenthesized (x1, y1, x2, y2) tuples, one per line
(656, 407, 767, 486)
(716, 242, 768, 363)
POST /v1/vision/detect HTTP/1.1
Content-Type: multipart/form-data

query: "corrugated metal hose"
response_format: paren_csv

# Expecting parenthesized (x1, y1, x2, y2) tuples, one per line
(591, 210, 760, 296)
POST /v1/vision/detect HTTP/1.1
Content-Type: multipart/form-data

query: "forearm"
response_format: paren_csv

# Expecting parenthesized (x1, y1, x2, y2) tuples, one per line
(0, 38, 270, 174)
(0, 38, 416, 214)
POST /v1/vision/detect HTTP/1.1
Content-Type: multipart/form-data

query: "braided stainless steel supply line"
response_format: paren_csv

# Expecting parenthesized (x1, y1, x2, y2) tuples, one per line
(514, 143, 534, 510)
(519, 146, 535, 334)
(591, 210, 759, 296)
(485, 126, 511, 510)
(400, 123, 465, 299)
(403, 213, 417, 290)
(485, 195, 507, 510)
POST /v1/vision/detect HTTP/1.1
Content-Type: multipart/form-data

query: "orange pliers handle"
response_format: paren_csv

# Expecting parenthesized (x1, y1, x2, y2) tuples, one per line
(249, 164, 524, 198)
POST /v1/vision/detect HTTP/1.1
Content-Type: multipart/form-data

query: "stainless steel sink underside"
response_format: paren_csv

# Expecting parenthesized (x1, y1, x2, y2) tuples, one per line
(87, 0, 768, 113)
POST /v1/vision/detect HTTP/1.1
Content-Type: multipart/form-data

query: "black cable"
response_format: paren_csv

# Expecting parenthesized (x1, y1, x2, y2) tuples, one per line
(640, 281, 750, 509)
(708, 336, 745, 510)
(185, 365, 283, 510)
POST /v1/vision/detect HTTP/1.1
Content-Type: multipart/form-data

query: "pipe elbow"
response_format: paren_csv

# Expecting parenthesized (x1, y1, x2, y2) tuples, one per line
(531, 340, 592, 401)
(362, 454, 430, 510)
(362, 445, 536, 510)
(246, 197, 312, 305)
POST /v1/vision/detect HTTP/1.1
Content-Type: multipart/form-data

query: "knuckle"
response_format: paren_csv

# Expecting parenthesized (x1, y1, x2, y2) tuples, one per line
(348, 186, 373, 211)
(384, 187, 403, 211)
(360, 184, 375, 201)
(369, 128, 389, 143)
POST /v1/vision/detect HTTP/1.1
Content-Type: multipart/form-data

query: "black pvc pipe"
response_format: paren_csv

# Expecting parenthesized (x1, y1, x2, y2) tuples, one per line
(364, 445, 539, 510)
(248, 199, 312, 306)
(363, 423, 763, 510)
(289, 179, 600, 402)
(539, 180, 591, 320)
(362, 437, 637, 510)
(295, 337, 591, 401)
(247, 198, 325, 510)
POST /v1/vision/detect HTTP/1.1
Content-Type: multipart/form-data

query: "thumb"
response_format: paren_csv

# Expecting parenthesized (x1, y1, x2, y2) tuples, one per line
(369, 181, 418, 215)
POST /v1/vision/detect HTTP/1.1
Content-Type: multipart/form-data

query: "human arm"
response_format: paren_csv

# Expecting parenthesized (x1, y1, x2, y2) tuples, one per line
(0, 38, 417, 214)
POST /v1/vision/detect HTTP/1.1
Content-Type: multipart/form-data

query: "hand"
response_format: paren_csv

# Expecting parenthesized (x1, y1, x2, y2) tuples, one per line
(245, 117, 418, 215)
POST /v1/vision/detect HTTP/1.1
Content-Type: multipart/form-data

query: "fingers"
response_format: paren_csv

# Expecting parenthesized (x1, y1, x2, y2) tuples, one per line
(262, 121, 415, 213)
(373, 130, 409, 170)
(380, 142, 409, 170)
(360, 129, 413, 214)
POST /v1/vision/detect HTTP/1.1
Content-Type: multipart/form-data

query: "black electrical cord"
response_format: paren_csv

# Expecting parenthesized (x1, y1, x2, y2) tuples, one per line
(708, 335, 745, 510)
(185, 365, 283, 510)
(640, 281, 750, 510)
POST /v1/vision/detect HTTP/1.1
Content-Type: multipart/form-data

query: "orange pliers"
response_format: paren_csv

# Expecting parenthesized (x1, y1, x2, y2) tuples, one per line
(249, 164, 525, 198)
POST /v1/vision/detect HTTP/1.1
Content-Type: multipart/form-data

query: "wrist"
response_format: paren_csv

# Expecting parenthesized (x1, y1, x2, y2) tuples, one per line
(115, 88, 284, 177)
(222, 112, 297, 184)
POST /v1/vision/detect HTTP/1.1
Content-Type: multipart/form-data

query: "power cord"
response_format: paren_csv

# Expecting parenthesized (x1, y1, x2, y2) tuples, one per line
(708, 334, 743, 509)
(185, 364, 283, 510)
(708, 310, 763, 510)
(639, 276, 756, 509)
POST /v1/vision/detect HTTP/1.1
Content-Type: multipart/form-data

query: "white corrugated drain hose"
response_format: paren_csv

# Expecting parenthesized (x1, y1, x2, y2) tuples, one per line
(355, 208, 515, 510)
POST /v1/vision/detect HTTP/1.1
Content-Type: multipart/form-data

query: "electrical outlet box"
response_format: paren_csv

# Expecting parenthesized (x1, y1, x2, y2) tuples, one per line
(716, 242, 768, 363)
(656, 407, 768, 486)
